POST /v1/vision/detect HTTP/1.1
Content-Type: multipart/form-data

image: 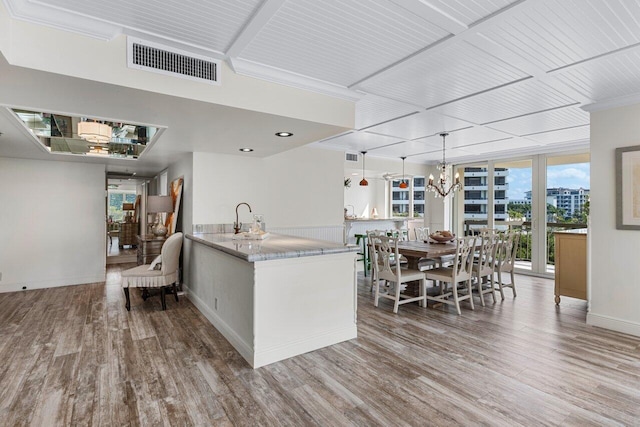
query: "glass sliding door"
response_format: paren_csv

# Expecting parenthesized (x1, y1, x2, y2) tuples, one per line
(495, 159, 533, 271)
(454, 153, 589, 277)
(545, 153, 590, 273)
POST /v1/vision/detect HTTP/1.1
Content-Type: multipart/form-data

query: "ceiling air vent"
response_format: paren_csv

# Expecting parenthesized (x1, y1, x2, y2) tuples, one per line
(346, 152, 358, 162)
(127, 37, 220, 85)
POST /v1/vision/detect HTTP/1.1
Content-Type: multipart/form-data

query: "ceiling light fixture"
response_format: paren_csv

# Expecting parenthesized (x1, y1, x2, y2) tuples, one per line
(427, 132, 462, 199)
(359, 151, 368, 186)
(239, 148, 254, 152)
(78, 121, 112, 143)
(78, 122, 109, 143)
(275, 132, 293, 137)
(399, 156, 408, 189)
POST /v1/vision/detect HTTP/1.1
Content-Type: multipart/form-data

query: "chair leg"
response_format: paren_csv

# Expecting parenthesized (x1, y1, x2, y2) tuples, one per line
(467, 279, 475, 310)
(374, 278, 380, 307)
(511, 270, 517, 297)
(123, 287, 130, 311)
(451, 282, 461, 315)
(477, 277, 485, 307)
(160, 287, 167, 310)
(393, 281, 401, 314)
(496, 270, 505, 300)
(489, 274, 496, 303)
(173, 283, 179, 302)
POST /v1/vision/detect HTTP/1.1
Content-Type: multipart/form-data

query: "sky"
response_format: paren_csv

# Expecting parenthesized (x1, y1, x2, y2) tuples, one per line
(506, 162, 590, 200)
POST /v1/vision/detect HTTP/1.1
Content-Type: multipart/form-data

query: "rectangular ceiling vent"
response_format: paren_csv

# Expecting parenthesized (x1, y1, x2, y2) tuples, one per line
(346, 152, 358, 162)
(127, 37, 220, 85)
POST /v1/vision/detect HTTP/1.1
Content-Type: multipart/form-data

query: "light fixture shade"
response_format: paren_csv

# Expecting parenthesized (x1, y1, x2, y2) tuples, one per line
(399, 181, 408, 189)
(360, 151, 368, 186)
(78, 121, 112, 143)
(147, 195, 173, 213)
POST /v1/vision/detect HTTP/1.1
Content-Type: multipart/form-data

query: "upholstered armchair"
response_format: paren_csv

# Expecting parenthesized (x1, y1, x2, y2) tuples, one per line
(121, 232, 183, 311)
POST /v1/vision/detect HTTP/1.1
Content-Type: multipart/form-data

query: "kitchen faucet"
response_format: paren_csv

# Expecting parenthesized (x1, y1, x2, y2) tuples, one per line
(234, 202, 252, 234)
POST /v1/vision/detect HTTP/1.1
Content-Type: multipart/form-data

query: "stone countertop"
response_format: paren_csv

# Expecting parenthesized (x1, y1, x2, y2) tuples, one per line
(186, 233, 358, 262)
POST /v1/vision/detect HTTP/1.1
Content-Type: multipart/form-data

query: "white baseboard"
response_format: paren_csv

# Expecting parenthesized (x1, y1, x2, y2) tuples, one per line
(182, 283, 255, 366)
(587, 312, 640, 338)
(0, 273, 106, 293)
(253, 325, 357, 369)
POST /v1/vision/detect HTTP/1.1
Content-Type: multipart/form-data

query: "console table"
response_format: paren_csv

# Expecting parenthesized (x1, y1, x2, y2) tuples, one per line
(136, 235, 167, 265)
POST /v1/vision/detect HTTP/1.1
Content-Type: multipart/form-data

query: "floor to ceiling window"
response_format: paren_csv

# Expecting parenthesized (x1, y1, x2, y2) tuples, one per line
(453, 152, 589, 277)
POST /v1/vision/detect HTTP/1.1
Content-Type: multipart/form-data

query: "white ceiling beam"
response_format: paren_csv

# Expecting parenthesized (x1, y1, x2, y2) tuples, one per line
(390, 0, 468, 34)
(225, 0, 286, 60)
(350, 0, 534, 89)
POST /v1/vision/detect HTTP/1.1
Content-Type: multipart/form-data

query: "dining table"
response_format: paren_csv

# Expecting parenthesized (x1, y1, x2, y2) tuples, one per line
(397, 240, 458, 270)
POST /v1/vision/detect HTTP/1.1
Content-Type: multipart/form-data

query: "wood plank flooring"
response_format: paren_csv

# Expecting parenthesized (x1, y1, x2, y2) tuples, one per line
(1, 265, 639, 426)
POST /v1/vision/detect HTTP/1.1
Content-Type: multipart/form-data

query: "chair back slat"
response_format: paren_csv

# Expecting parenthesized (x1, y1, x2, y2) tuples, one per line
(414, 227, 430, 241)
(373, 235, 401, 282)
(453, 235, 476, 280)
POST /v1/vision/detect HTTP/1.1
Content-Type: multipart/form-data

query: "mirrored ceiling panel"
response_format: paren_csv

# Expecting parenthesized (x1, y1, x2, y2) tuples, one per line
(11, 109, 163, 159)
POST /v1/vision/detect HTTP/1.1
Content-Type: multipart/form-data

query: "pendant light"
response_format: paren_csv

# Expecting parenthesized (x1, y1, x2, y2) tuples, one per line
(359, 151, 368, 186)
(399, 156, 408, 189)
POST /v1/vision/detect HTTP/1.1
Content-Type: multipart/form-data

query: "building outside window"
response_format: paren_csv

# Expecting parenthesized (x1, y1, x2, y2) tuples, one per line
(390, 176, 426, 217)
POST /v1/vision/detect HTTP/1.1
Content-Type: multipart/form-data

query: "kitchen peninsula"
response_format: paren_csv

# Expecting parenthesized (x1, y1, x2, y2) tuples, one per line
(186, 232, 359, 368)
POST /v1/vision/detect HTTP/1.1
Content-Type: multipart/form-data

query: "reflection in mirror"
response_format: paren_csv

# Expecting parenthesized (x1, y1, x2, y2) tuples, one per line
(10, 108, 162, 160)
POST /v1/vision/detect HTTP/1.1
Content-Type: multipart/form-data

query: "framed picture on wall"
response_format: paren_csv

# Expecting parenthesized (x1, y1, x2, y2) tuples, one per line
(616, 145, 640, 229)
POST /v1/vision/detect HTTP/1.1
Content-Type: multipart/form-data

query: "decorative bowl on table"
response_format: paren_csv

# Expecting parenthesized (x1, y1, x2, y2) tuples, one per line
(428, 231, 455, 243)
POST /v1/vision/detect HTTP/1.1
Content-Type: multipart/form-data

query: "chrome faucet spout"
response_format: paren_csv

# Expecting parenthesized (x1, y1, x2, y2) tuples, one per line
(234, 202, 252, 234)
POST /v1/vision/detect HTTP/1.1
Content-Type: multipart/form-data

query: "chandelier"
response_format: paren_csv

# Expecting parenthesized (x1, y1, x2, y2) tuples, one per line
(426, 132, 462, 199)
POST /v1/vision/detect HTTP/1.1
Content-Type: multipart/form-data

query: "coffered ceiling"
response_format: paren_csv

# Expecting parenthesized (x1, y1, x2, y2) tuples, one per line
(4, 0, 640, 166)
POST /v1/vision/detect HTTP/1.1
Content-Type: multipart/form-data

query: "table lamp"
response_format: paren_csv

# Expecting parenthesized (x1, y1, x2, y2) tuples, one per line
(147, 195, 173, 237)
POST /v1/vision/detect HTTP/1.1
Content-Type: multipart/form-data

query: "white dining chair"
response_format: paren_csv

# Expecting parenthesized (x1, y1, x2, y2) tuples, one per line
(413, 227, 438, 271)
(494, 231, 520, 299)
(472, 232, 499, 306)
(424, 235, 476, 315)
(372, 235, 427, 313)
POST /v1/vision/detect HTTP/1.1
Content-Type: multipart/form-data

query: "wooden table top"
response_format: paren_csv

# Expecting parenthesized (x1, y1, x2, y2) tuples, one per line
(396, 240, 458, 259)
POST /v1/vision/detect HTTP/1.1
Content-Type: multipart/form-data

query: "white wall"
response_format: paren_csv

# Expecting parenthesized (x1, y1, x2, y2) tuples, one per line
(0, 157, 106, 292)
(193, 153, 266, 226)
(588, 103, 640, 337)
(343, 178, 384, 219)
(263, 146, 344, 227)
(192, 145, 344, 228)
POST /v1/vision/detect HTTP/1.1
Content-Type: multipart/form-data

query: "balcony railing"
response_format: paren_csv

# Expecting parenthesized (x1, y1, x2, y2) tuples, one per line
(462, 220, 586, 273)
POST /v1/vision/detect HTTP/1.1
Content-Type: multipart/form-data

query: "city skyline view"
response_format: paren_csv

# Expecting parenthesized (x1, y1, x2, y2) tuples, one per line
(506, 163, 590, 201)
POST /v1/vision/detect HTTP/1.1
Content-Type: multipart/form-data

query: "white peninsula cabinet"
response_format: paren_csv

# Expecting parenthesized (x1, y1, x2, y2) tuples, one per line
(186, 233, 359, 368)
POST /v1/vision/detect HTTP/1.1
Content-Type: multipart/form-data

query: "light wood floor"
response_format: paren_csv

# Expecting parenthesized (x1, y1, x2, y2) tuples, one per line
(1, 267, 639, 426)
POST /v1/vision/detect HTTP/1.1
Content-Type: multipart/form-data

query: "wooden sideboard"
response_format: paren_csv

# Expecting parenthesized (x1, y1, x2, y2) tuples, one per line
(118, 222, 138, 248)
(137, 235, 166, 265)
(554, 229, 587, 304)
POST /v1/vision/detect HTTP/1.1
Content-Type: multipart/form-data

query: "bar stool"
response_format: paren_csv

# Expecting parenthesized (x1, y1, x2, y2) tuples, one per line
(354, 234, 370, 276)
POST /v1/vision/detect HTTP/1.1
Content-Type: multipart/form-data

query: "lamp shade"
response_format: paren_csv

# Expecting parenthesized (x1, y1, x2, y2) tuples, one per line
(78, 121, 112, 143)
(147, 195, 173, 213)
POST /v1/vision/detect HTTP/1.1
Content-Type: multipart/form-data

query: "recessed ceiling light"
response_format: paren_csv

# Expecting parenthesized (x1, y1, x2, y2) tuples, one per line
(239, 148, 253, 152)
(275, 132, 293, 137)
(351, 172, 359, 176)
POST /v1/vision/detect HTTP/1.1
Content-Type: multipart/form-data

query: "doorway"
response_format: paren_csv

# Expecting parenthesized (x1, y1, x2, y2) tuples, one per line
(106, 179, 140, 264)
